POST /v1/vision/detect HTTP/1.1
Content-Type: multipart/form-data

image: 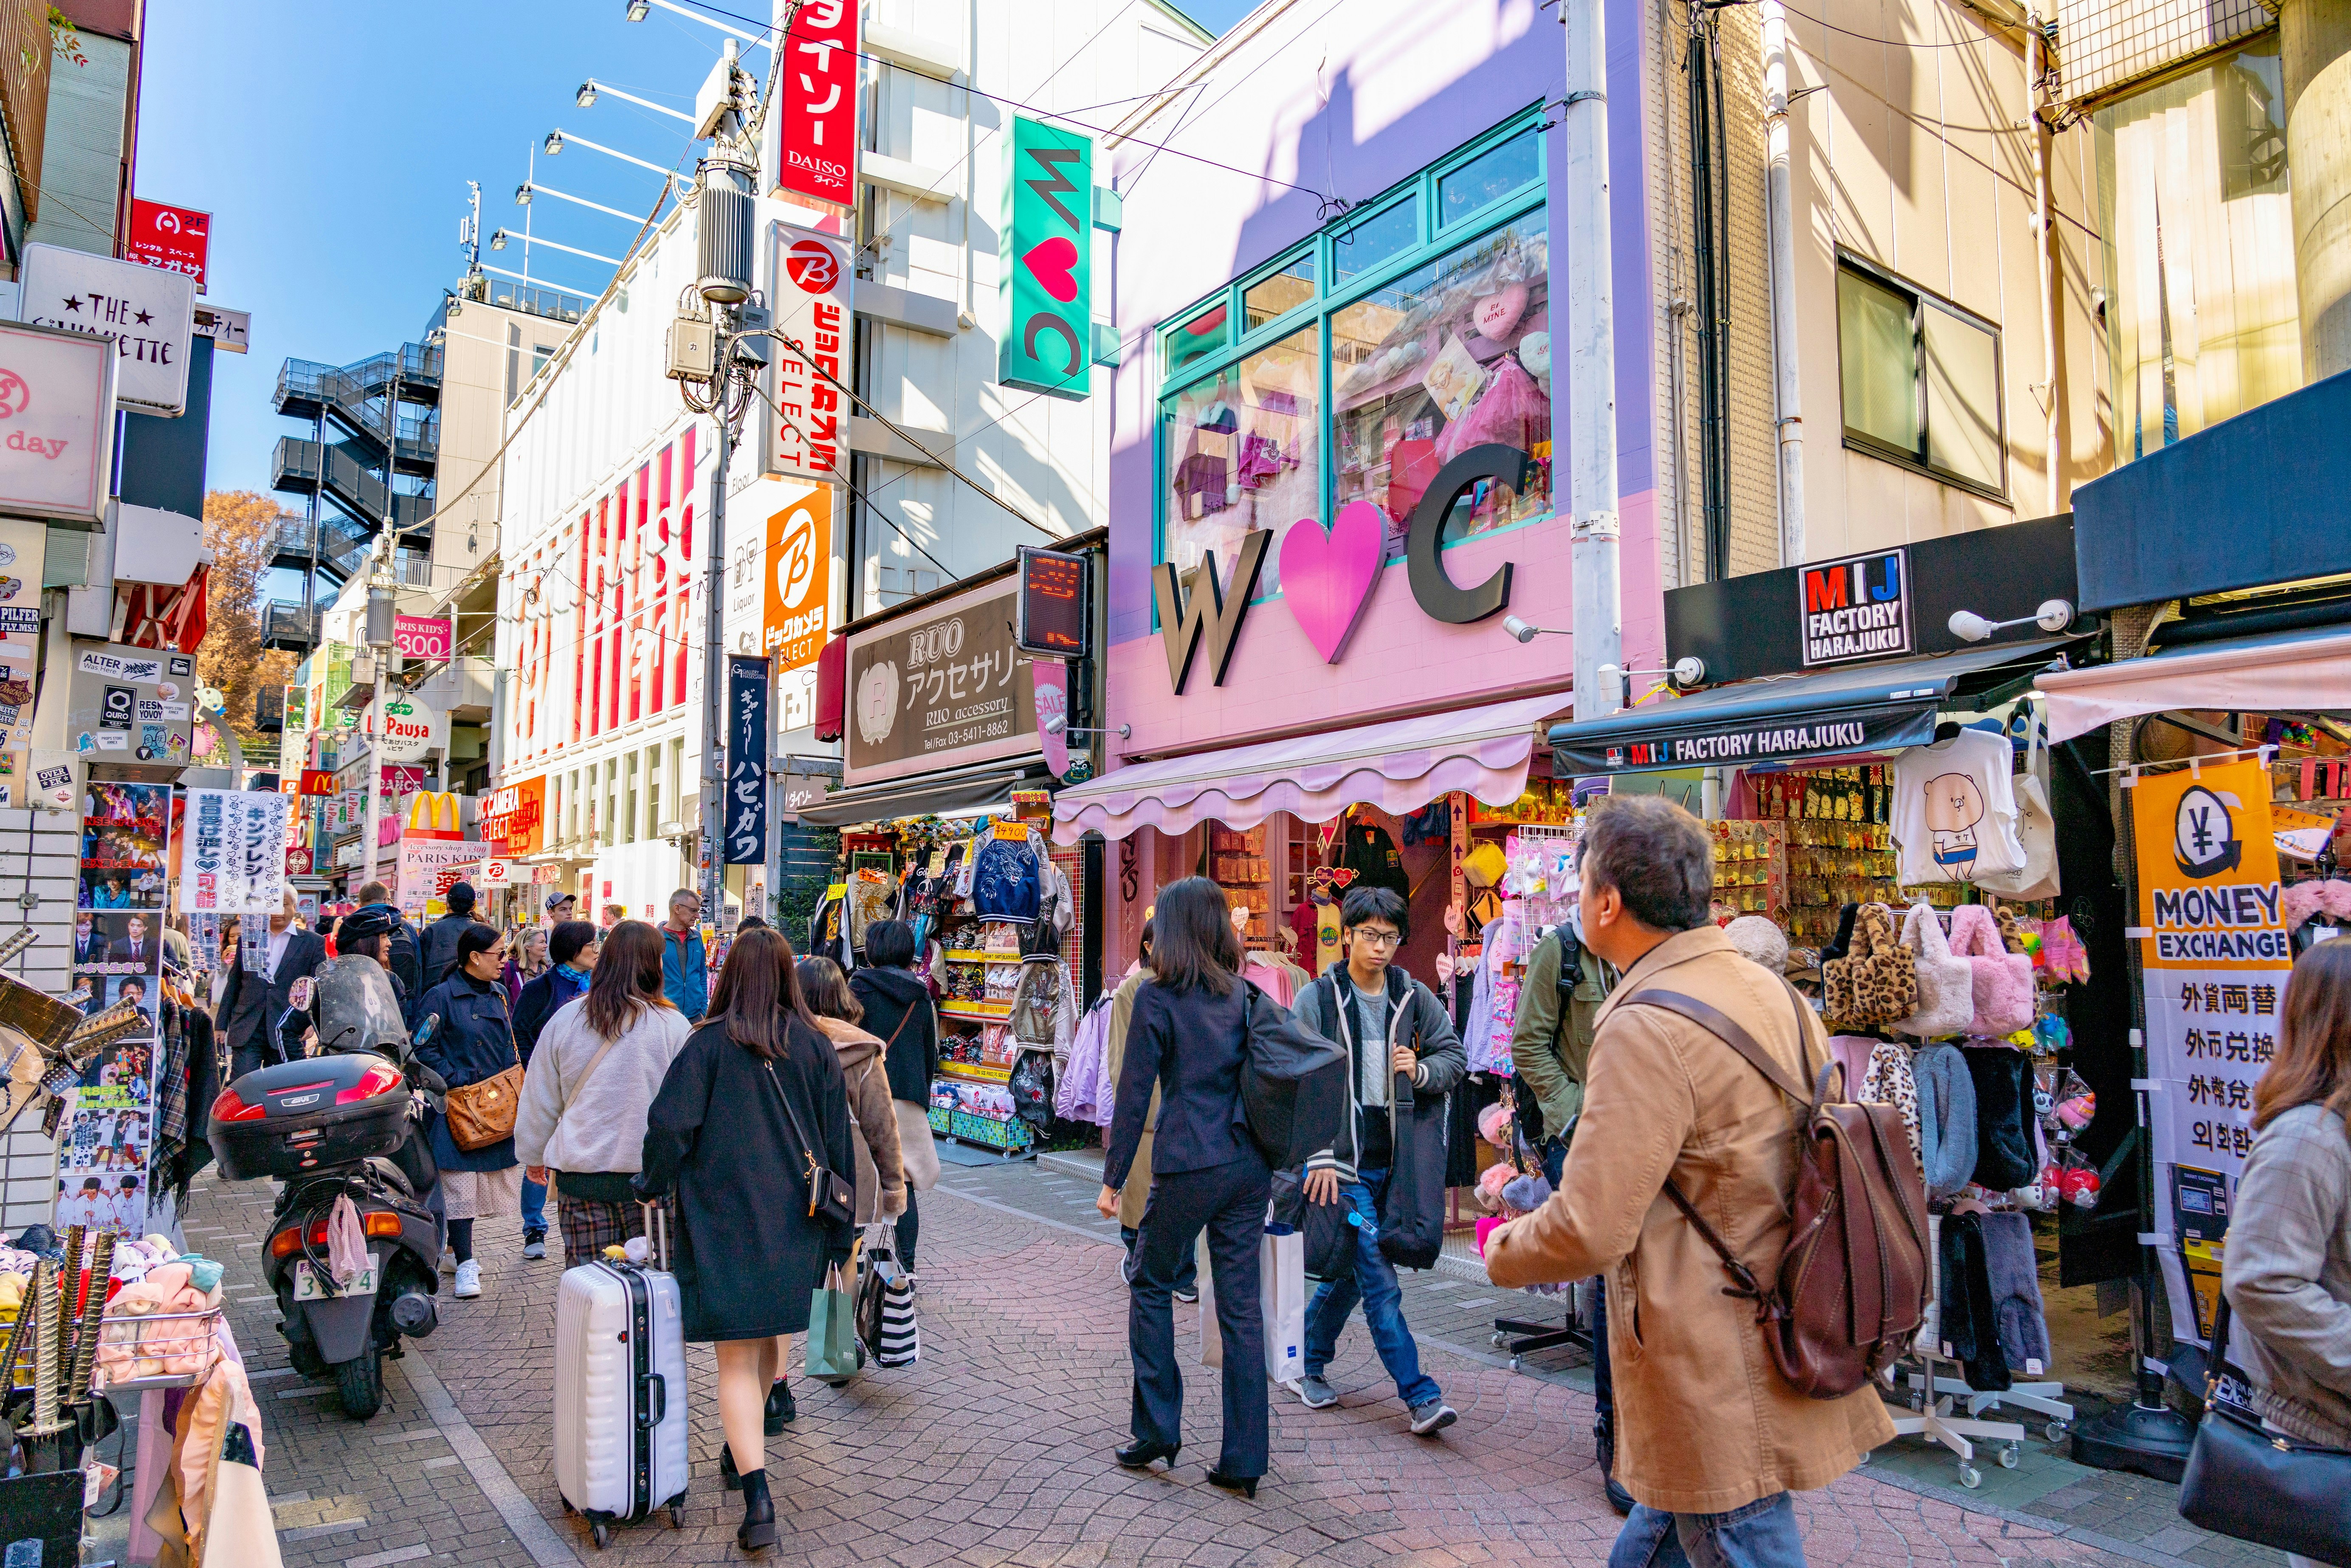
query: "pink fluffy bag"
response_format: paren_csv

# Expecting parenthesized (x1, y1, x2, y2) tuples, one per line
(1950, 904, 2034, 1035)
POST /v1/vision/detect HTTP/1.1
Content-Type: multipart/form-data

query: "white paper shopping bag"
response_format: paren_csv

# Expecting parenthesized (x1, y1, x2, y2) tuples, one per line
(1262, 1228, 1306, 1383)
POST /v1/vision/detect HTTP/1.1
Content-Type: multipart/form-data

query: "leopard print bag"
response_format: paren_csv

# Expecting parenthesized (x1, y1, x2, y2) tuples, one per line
(1823, 902, 1917, 1028)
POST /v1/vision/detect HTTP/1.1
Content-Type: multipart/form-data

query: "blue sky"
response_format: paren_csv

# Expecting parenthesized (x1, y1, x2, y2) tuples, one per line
(138, 0, 1260, 509)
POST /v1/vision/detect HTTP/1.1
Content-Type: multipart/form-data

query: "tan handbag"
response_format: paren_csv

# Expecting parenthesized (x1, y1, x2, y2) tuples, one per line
(1977, 711, 2060, 901)
(444, 1060, 524, 1151)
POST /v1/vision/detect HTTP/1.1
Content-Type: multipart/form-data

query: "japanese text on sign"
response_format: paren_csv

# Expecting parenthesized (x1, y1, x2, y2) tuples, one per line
(724, 655, 769, 864)
(770, 0, 858, 207)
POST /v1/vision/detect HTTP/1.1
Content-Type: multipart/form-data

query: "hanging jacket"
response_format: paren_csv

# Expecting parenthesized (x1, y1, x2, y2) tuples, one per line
(971, 833, 1041, 922)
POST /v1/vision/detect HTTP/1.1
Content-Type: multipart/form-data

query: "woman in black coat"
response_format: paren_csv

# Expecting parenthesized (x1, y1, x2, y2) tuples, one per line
(637, 926, 852, 1552)
(848, 920, 939, 1271)
(412, 923, 519, 1301)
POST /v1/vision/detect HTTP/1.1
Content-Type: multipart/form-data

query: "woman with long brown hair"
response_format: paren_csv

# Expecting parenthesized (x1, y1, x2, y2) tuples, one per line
(2224, 938, 2351, 1552)
(515, 920, 693, 1261)
(637, 926, 854, 1553)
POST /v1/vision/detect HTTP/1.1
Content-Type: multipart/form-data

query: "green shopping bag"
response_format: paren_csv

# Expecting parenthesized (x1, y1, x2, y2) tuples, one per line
(805, 1264, 863, 1381)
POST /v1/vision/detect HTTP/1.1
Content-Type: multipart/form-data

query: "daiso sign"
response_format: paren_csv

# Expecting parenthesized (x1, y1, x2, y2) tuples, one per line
(0, 321, 115, 526)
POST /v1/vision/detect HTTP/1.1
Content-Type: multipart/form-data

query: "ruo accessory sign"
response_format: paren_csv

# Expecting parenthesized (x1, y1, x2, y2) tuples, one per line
(844, 578, 1037, 785)
(179, 788, 291, 915)
(765, 222, 851, 482)
(2128, 756, 2295, 1347)
(769, 0, 858, 207)
(725, 655, 770, 865)
(999, 115, 1094, 398)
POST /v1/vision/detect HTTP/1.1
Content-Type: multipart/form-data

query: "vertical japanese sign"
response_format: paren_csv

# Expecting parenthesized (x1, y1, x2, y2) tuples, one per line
(763, 485, 831, 669)
(767, 222, 850, 482)
(770, 0, 857, 207)
(999, 115, 1094, 398)
(178, 788, 291, 915)
(2131, 757, 2295, 1345)
(725, 656, 770, 865)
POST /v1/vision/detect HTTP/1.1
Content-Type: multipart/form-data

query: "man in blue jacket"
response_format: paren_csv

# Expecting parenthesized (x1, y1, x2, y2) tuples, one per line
(1291, 885, 1465, 1436)
(661, 889, 707, 1021)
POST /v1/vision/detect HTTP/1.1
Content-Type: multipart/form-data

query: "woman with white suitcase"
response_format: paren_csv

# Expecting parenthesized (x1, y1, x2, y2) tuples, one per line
(637, 927, 856, 1553)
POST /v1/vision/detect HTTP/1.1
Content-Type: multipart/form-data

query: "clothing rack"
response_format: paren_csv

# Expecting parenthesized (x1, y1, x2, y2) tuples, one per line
(1490, 1281, 1594, 1372)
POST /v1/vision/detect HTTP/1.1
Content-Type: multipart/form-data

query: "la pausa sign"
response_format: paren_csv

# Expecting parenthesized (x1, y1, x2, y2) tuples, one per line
(1156, 444, 1536, 692)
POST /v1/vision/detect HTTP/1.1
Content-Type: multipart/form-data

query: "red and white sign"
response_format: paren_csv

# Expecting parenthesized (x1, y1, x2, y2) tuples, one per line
(769, 0, 858, 207)
(394, 614, 452, 661)
(479, 859, 513, 887)
(765, 222, 851, 482)
(481, 775, 546, 857)
(127, 200, 211, 292)
(0, 321, 114, 526)
(285, 845, 314, 876)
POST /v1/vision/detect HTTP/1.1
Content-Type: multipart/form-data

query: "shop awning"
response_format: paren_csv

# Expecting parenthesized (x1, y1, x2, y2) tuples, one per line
(1546, 638, 2078, 774)
(1049, 693, 1569, 845)
(796, 757, 1048, 828)
(2036, 625, 2351, 743)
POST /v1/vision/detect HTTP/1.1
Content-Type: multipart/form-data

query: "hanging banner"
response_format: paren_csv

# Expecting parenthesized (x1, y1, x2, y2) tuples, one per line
(725, 655, 770, 864)
(998, 115, 1094, 398)
(2131, 756, 2295, 1346)
(768, 0, 858, 207)
(178, 788, 291, 915)
(762, 483, 831, 670)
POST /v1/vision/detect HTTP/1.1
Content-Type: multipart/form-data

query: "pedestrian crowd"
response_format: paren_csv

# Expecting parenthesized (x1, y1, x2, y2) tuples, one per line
(207, 801, 2351, 1565)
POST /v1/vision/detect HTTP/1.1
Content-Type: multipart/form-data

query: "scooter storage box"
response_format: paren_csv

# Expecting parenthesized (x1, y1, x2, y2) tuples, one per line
(208, 1054, 409, 1180)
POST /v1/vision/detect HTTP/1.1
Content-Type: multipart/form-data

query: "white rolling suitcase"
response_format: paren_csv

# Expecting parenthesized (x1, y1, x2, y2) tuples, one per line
(555, 1204, 689, 1548)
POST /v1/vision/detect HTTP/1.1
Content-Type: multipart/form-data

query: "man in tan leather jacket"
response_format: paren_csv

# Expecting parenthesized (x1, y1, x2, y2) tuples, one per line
(1486, 797, 1892, 1566)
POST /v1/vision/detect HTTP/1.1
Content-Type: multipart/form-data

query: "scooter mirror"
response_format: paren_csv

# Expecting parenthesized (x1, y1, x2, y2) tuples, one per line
(288, 976, 316, 1012)
(409, 1062, 448, 1095)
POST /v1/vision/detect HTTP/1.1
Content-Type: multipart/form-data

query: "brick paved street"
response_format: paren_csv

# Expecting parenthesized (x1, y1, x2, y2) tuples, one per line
(146, 1155, 2242, 1568)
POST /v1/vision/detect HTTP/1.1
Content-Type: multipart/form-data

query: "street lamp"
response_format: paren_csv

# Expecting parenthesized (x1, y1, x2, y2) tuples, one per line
(544, 129, 564, 156)
(541, 128, 690, 188)
(622, 0, 770, 50)
(576, 78, 697, 123)
(576, 81, 597, 107)
(489, 228, 508, 250)
(624, 0, 649, 19)
(1948, 599, 2075, 642)
(516, 181, 647, 224)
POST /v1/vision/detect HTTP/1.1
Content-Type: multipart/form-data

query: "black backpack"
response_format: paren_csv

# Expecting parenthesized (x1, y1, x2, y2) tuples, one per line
(1238, 985, 1347, 1170)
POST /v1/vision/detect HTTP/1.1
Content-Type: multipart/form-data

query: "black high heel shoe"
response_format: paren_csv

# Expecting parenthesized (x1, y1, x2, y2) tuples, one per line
(764, 1380, 795, 1436)
(737, 1491, 777, 1552)
(1113, 1439, 1180, 1469)
(1204, 1469, 1260, 1499)
(720, 1444, 744, 1491)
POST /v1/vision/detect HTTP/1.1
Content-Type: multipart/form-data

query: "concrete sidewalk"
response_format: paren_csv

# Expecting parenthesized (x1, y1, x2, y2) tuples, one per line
(139, 1149, 2210, 1568)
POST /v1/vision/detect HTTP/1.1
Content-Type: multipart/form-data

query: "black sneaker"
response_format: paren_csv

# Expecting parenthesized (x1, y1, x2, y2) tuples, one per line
(521, 1231, 547, 1261)
(1174, 1287, 1200, 1304)
(763, 1380, 795, 1436)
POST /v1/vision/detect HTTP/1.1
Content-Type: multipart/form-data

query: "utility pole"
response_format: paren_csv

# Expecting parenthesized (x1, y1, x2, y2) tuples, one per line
(1761, 0, 1806, 565)
(359, 555, 395, 893)
(1565, 0, 1624, 723)
(683, 39, 758, 921)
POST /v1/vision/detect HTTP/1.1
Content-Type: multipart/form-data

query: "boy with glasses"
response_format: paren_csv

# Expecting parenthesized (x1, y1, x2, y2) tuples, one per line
(1291, 884, 1465, 1435)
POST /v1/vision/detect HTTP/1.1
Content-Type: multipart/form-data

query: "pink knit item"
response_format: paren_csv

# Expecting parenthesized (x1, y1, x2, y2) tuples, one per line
(1436, 355, 1551, 467)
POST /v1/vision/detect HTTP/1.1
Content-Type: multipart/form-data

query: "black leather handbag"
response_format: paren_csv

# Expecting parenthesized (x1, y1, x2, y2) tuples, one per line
(2178, 1296, 2351, 1567)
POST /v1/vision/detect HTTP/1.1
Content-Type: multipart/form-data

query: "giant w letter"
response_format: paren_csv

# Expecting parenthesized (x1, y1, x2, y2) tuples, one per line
(1152, 530, 1269, 694)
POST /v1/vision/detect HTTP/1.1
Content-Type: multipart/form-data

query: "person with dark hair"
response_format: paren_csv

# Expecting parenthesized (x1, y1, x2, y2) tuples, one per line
(849, 918, 939, 1275)
(218, 890, 327, 1079)
(1103, 918, 1197, 1300)
(1290, 882, 1465, 1436)
(352, 880, 422, 997)
(423, 883, 480, 984)
(516, 921, 690, 1268)
(1095, 877, 1269, 1497)
(637, 927, 854, 1551)
(414, 922, 520, 1300)
(2223, 940, 2351, 1515)
(797, 958, 908, 1227)
(513, 920, 602, 1259)
(1487, 795, 1889, 1567)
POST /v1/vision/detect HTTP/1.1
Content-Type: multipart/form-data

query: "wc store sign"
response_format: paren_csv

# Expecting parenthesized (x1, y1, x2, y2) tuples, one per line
(999, 115, 1093, 399)
(1799, 547, 1911, 667)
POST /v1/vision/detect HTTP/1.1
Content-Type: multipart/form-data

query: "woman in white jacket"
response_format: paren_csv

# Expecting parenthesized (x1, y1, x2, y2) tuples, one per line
(515, 920, 694, 1260)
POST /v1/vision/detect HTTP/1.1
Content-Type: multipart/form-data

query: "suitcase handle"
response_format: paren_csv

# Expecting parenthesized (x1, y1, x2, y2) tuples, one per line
(639, 1200, 669, 1272)
(637, 1370, 666, 1429)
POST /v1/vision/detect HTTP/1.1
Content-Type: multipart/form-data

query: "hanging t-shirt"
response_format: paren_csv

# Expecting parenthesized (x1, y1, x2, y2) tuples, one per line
(1315, 903, 1343, 975)
(1892, 730, 2025, 886)
(1338, 823, 1409, 902)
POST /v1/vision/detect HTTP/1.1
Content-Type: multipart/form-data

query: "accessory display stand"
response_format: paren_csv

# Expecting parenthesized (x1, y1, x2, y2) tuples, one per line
(1491, 1279, 1595, 1374)
(1878, 1344, 2027, 1489)
(1894, 1363, 2073, 1444)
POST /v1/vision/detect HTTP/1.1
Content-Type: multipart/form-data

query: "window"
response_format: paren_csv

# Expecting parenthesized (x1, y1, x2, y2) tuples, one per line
(1332, 209, 1551, 550)
(2095, 35, 2300, 459)
(1242, 251, 1315, 332)
(623, 752, 638, 845)
(1164, 301, 1229, 380)
(1162, 325, 1319, 594)
(1836, 258, 2004, 494)
(1439, 125, 1542, 227)
(1332, 197, 1419, 286)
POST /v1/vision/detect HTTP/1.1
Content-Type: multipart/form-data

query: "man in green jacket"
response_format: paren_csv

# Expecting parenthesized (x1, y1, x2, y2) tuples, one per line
(1505, 916, 1632, 1514)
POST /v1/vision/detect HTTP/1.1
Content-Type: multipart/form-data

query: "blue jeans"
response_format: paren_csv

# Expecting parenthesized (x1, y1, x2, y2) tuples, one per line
(1302, 1169, 1440, 1409)
(520, 1174, 547, 1237)
(1608, 1493, 1804, 1568)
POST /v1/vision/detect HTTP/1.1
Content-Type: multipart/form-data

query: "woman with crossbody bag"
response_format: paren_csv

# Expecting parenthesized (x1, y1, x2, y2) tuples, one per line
(514, 921, 693, 1264)
(850, 920, 941, 1274)
(414, 923, 524, 1301)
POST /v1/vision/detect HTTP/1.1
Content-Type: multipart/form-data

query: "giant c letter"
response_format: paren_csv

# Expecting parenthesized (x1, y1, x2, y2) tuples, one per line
(1404, 444, 1536, 625)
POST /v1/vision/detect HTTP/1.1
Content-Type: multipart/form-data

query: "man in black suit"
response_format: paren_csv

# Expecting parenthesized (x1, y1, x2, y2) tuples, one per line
(219, 891, 327, 1079)
(73, 915, 107, 966)
(113, 914, 152, 967)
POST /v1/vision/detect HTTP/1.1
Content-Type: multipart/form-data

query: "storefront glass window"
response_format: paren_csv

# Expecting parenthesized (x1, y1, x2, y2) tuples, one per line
(1164, 300, 1229, 380)
(1332, 197, 1419, 286)
(1243, 251, 1316, 332)
(1333, 209, 1552, 555)
(1439, 124, 1542, 227)
(2094, 34, 2300, 460)
(1161, 324, 1321, 594)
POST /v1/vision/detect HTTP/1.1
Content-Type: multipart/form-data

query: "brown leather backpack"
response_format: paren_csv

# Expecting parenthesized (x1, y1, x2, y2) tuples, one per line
(1630, 982, 1931, 1399)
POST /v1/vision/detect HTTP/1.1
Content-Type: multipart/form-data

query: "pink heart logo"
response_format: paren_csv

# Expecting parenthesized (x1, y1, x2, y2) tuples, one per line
(1280, 501, 1385, 664)
(1022, 237, 1080, 304)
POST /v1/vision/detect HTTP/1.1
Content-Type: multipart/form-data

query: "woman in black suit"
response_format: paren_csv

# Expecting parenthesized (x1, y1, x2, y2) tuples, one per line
(1096, 876, 1268, 1497)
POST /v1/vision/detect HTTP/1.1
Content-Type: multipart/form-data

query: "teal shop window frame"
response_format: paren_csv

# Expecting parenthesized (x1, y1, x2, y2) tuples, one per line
(1150, 107, 1552, 623)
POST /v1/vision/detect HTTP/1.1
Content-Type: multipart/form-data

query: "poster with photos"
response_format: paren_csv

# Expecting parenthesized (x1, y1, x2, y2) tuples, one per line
(55, 1048, 154, 1236)
(80, 781, 171, 912)
(73, 912, 164, 1029)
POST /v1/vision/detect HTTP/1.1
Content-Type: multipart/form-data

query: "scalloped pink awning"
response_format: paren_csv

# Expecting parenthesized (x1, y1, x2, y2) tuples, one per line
(1050, 693, 1571, 845)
